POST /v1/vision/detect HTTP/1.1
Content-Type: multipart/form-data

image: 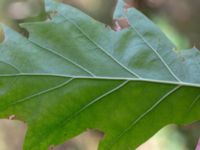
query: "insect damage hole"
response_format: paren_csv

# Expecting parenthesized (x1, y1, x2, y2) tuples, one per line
(113, 18, 130, 31)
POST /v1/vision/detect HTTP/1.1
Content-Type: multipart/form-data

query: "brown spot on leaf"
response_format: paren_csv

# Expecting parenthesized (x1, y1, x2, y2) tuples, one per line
(113, 17, 130, 31)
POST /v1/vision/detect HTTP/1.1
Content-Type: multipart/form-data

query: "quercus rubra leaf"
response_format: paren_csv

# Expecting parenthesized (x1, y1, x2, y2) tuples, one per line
(0, 0, 200, 149)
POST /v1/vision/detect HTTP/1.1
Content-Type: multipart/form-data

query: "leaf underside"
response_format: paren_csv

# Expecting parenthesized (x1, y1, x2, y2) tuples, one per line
(0, 0, 200, 149)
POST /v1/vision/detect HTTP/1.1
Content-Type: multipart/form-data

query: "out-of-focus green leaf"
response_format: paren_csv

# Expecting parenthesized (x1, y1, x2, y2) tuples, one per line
(153, 17, 190, 50)
(0, 0, 200, 150)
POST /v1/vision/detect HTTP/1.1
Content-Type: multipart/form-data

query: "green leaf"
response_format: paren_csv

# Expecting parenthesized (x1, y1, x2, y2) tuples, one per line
(0, 0, 200, 149)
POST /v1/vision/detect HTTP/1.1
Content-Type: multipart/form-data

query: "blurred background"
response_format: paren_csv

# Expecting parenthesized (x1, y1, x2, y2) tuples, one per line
(0, 0, 200, 149)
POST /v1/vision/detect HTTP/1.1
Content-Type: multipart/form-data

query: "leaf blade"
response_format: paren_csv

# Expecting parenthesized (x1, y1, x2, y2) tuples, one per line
(0, 0, 200, 150)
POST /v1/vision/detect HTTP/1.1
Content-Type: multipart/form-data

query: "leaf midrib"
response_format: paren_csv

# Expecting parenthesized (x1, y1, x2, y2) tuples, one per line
(1, 73, 200, 88)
